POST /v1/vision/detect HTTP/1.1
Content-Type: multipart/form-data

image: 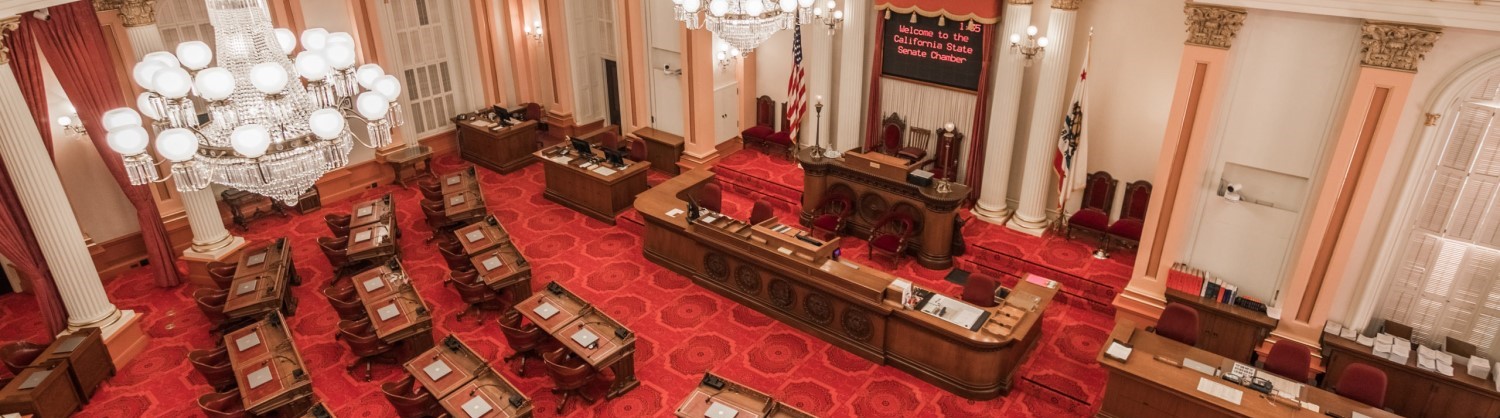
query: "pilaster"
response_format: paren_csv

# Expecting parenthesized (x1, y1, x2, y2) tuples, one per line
(1007, 0, 1081, 236)
(971, 0, 1033, 224)
(679, 26, 719, 167)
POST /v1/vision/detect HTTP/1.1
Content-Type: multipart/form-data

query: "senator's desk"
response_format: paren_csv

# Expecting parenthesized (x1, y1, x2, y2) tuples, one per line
(797, 149, 968, 269)
(346, 219, 398, 264)
(225, 238, 299, 320)
(637, 169, 1050, 400)
(1096, 320, 1396, 418)
(632, 127, 685, 175)
(675, 372, 817, 418)
(457, 118, 539, 174)
(444, 187, 487, 225)
(35, 327, 112, 401)
(224, 312, 314, 416)
(1164, 289, 1276, 363)
(349, 194, 396, 228)
(454, 215, 510, 255)
(469, 241, 532, 302)
(0, 360, 78, 418)
(1322, 332, 1500, 418)
(516, 283, 639, 399)
(351, 262, 436, 361)
(440, 166, 479, 196)
(406, 335, 534, 418)
(534, 145, 650, 225)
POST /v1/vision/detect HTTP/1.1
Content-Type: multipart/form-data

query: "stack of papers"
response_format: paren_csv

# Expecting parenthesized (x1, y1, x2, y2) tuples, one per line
(482, 256, 503, 271)
(363, 277, 385, 292)
(705, 402, 739, 418)
(423, 359, 452, 381)
(355, 230, 372, 243)
(450, 195, 466, 206)
(1468, 356, 1491, 379)
(1417, 346, 1456, 376)
(1104, 341, 1133, 362)
(357, 206, 373, 217)
(1195, 377, 1243, 405)
(1339, 327, 1359, 340)
(1373, 334, 1411, 364)
(235, 332, 261, 351)
(592, 166, 618, 176)
(247, 252, 267, 266)
(1323, 321, 1344, 337)
(533, 302, 559, 319)
(465, 230, 485, 243)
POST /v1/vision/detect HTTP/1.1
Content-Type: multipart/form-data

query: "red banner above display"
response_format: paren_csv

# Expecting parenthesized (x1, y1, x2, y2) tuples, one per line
(881, 12, 987, 91)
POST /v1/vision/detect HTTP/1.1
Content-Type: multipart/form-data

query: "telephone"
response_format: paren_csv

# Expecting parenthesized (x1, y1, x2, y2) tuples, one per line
(547, 282, 564, 295)
(701, 373, 726, 390)
(443, 335, 462, 352)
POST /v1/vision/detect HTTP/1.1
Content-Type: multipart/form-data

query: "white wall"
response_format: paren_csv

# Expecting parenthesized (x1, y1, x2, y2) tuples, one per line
(645, 0, 684, 136)
(752, 17, 835, 148)
(43, 56, 138, 242)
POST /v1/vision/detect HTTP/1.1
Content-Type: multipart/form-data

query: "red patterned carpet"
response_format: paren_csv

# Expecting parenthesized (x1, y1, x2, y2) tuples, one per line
(0, 148, 1120, 417)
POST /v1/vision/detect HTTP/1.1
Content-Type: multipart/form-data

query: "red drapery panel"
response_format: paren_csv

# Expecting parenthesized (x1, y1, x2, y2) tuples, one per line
(26, 2, 182, 287)
(875, 0, 1002, 24)
(963, 26, 994, 201)
(0, 22, 69, 337)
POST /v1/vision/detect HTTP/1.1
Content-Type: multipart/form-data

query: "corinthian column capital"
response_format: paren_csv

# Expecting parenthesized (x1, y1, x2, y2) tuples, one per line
(1051, 0, 1082, 11)
(120, 0, 157, 27)
(1009, 0, 1034, 4)
(1183, 4, 1246, 49)
(0, 16, 19, 66)
(93, 0, 123, 11)
(1359, 21, 1441, 72)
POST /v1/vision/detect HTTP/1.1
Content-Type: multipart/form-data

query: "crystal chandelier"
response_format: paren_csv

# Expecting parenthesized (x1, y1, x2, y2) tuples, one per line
(101, 0, 404, 204)
(673, 0, 843, 54)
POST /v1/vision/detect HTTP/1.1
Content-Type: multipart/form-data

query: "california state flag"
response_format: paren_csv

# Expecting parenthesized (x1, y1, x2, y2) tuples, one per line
(1054, 42, 1089, 215)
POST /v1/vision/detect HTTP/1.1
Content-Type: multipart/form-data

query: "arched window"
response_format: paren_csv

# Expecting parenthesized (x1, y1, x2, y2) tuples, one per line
(1378, 70, 1500, 356)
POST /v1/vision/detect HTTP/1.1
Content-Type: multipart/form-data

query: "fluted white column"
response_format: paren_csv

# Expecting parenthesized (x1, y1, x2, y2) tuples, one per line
(972, 0, 1033, 224)
(1008, 0, 1080, 235)
(0, 20, 122, 331)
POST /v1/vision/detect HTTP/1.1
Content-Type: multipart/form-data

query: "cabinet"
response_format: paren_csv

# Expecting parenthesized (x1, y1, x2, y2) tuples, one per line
(1324, 333, 1500, 418)
(1164, 289, 1275, 363)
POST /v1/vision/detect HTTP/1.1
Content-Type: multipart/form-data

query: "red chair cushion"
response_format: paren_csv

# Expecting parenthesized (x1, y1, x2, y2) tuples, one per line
(1337, 363, 1387, 408)
(871, 234, 903, 252)
(1156, 303, 1199, 346)
(814, 215, 840, 232)
(898, 147, 926, 161)
(767, 131, 794, 146)
(1107, 218, 1144, 241)
(1068, 208, 1110, 231)
(1263, 341, 1312, 383)
(743, 126, 775, 140)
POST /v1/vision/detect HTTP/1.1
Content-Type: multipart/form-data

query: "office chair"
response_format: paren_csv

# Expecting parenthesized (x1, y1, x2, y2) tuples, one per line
(451, 272, 507, 323)
(207, 261, 238, 291)
(1153, 302, 1200, 346)
(381, 374, 442, 418)
(194, 288, 236, 336)
(867, 211, 916, 263)
(961, 274, 1001, 308)
(197, 390, 249, 418)
(810, 193, 853, 240)
(749, 199, 775, 224)
(189, 346, 237, 392)
(323, 283, 367, 323)
(1263, 340, 1312, 383)
(544, 347, 597, 414)
(339, 318, 399, 382)
(0, 341, 45, 375)
(500, 310, 546, 375)
(440, 245, 472, 271)
(696, 182, 723, 213)
(1336, 363, 1387, 409)
(325, 213, 352, 238)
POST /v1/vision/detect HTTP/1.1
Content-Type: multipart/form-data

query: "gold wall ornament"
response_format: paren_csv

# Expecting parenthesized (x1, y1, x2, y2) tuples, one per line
(1052, 0, 1082, 10)
(1183, 4, 1246, 49)
(1359, 22, 1441, 72)
(93, 0, 123, 12)
(0, 16, 19, 66)
(119, 0, 157, 27)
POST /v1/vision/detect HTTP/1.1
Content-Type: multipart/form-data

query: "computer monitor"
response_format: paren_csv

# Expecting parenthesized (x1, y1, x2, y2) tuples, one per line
(569, 137, 591, 156)
(602, 147, 625, 167)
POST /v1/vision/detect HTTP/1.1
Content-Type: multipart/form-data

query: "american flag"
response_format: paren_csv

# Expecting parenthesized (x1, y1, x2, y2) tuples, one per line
(785, 26, 808, 141)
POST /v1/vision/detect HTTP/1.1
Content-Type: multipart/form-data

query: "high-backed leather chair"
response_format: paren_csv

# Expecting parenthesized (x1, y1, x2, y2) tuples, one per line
(878, 113, 907, 156)
(961, 274, 1000, 308)
(749, 199, 775, 225)
(421, 199, 459, 242)
(696, 182, 723, 214)
(325, 213, 352, 238)
(500, 310, 546, 375)
(764, 103, 796, 159)
(381, 374, 442, 418)
(867, 211, 916, 263)
(599, 131, 624, 153)
(0, 341, 45, 375)
(339, 318, 398, 381)
(628, 139, 647, 163)
(195, 288, 234, 335)
(1066, 171, 1118, 244)
(742, 95, 776, 149)
(323, 282, 367, 323)
(1336, 363, 1388, 408)
(319, 236, 366, 278)
(1153, 302, 1200, 346)
(436, 235, 464, 256)
(440, 246, 471, 272)
(1263, 340, 1312, 383)
(810, 193, 853, 240)
(207, 261, 238, 291)
(417, 177, 440, 194)
(899, 127, 931, 163)
(1106, 180, 1152, 249)
(451, 272, 507, 323)
(198, 390, 248, 418)
(189, 346, 237, 392)
(420, 183, 444, 202)
(1383, 320, 1413, 340)
(544, 347, 597, 414)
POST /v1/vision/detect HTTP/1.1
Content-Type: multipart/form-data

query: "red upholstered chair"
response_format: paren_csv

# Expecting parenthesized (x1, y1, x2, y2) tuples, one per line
(696, 182, 723, 213)
(381, 374, 442, 418)
(323, 282, 367, 323)
(763, 103, 796, 159)
(898, 127, 931, 164)
(499, 310, 546, 375)
(194, 288, 235, 335)
(450, 272, 508, 323)
(810, 193, 853, 240)
(421, 199, 460, 242)
(0, 341, 46, 375)
(1336, 363, 1388, 408)
(325, 213, 352, 238)
(339, 318, 399, 381)
(867, 211, 917, 264)
(189, 346, 237, 392)
(1106, 180, 1152, 249)
(1152, 302, 1200, 346)
(1263, 340, 1312, 383)
(440, 246, 472, 272)
(319, 236, 367, 278)
(1066, 171, 1119, 244)
(628, 139, 647, 163)
(749, 199, 775, 225)
(436, 236, 464, 257)
(598, 131, 624, 153)
(207, 261, 238, 291)
(197, 390, 248, 418)
(523, 103, 543, 122)
(878, 113, 907, 156)
(544, 347, 598, 414)
(961, 274, 1000, 308)
(742, 95, 777, 150)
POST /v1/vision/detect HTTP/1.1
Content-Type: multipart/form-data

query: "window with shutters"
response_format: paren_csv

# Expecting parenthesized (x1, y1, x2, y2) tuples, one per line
(1378, 71, 1500, 357)
(155, 0, 215, 51)
(379, 0, 482, 138)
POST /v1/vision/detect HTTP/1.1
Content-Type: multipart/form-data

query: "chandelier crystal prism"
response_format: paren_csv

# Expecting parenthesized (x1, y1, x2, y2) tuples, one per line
(673, 0, 843, 54)
(102, 0, 404, 204)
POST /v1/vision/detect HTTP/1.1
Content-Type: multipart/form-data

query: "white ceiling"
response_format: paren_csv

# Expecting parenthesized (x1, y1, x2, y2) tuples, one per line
(1198, 0, 1500, 31)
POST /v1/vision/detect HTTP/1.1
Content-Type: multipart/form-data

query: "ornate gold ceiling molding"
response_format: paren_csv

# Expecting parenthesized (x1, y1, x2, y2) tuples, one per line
(1183, 4, 1246, 49)
(0, 15, 18, 66)
(92, 0, 122, 12)
(1052, 0, 1082, 11)
(119, 0, 155, 27)
(1359, 21, 1441, 72)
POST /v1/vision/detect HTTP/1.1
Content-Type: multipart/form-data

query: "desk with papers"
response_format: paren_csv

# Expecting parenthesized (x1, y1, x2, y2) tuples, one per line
(405, 335, 533, 418)
(675, 372, 817, 418)
(224, 313, 314, 416)
(516, 282, 638, 399)
(534, 144, 650, 225)
(351, 261, 435, 361)
(225, 238, 299, 320)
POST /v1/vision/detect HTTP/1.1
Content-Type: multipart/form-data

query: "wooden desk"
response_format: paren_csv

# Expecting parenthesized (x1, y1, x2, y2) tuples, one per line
(1322, 332, 1500, 418)
(1096, 320, 1396, 418)
(385, 145, 434, 187)
(469, 245, 532, 301)
(222, 188, 287, 231)
(36, 327, 112, 401)
(440, 167, 479, 196)
(443, 190, 487, 223)
(347, 222, 398, 264)
(0, 361, 79, 418)
(632, 127, 684, 175)
(1165, 289, 1276, 363)
(224, 313, 314, 416)
(352, 263, 435, 360)
(797, 149, 968, 269)
(675, 372, 817, 418)
(517, 283, 639, 399)
(534, 144, 651, 225)
(458, 118, 540, 174)
(407, 335, 534, 418)
(637, 169, 1050, 400)
(234, 238, 294, 280)
(225, 246, 298, 320)
(350, 195, 395, 228)
(454, 215, 509, 255)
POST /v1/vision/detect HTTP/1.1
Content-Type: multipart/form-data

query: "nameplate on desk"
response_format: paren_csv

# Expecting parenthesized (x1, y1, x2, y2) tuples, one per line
(378, 303, 401, 321)
(533, 302, 559, 320)
(704, 402, 740, 418)
(363, 277, 385, 292)
(1183, 357, 1217, 376)
(357, 206, 373, 217)
(466, 230, 486, 243)
(355, 230, 372, 243)
(1195, 377, 1243, 405)
(462, 395, 494, 418)
(592, 166, 618, 176)
(247, 366, 273, 389)
(700, 215, 719, 224)
(1104, 340, 1133, 362)
(450, 195, 466, 206)
(571, 328, 600, 348)
(52, 336, 84, 354)
(247, 252, 267, 266)
(482, 256, 503, 271)
(423, 359, 452, 381)
(236, 332, 261, 351)
(236, 280, 259, 296)
(447, 176, 461, 186)
(17, 370, 50, 390)
(666, 208, 684, 218)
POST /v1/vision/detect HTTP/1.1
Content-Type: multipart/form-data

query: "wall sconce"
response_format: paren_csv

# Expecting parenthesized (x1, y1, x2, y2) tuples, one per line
(812, 1, 844, 35)
(1009, 25, 1048, 66)
(57, 102, 85, 135)
(523, 19, 543, 42)
(716, 45, 740, 70)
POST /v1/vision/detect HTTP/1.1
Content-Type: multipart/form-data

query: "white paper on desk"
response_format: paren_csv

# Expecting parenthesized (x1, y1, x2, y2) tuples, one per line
(1341, 327, 1359, 340)
(1105, 341, 1134, 362)
(533, 302, 559, 319)
(571, 328, 600, 348)
(705, 402, 740, 418)
(1357, 334, 1375, 347)
(363, 277, 385, 292)
(1183, 357, 1216, 376)
(592, 166, 618, 176)
(700, 215, 718, 224)
(423, 359, 452, 381)
(247, 366, 273, 389)
(236, 280, 258, 296)
(1196, 377, 1243, 405)
(550, 156, 572, 164)
(1324, 321, 1344, 336)
(355, 230, 372, 243)
(450, 195, 466, 205)
(482, 256, 503, 271)
(247, 252, 267, 266)
(1352, 412, 1372, 418)
(1300, 401, 1321, 413)
(447, 176, 461, 185)
(357, 206, 373, 217)
(466, 230, 485, 243)
(462, 395, 494, 418)
(920, 294, 984, 329)
(235, 332, 261, 351)
(665, 208, 684, 218)
(378, 303, 400, 321)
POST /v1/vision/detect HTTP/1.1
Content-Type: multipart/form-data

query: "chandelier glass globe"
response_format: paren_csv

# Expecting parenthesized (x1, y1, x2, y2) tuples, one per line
(673, 0, 844, 54)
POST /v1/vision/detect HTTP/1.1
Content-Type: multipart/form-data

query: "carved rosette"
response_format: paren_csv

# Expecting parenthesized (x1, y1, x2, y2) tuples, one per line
(1359, 22, 1441, 73)
(734, 264, 760, 294)
(1051, 0, 1081, 11)
(858, 193, 888, 223)
(842, 309, 873, 341)
(0, 16, 18, 66)
(119, 0, 157, 27)
(803, 292, 833, 325)
(703, 252, 729, 282)
(1183, 4, 1246, 49)
(768, 278, 794, 310)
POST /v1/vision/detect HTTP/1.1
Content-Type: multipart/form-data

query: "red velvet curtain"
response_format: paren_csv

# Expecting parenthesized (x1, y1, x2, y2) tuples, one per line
(0, 20, 69, 337)
(26, 2, 182, 287)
